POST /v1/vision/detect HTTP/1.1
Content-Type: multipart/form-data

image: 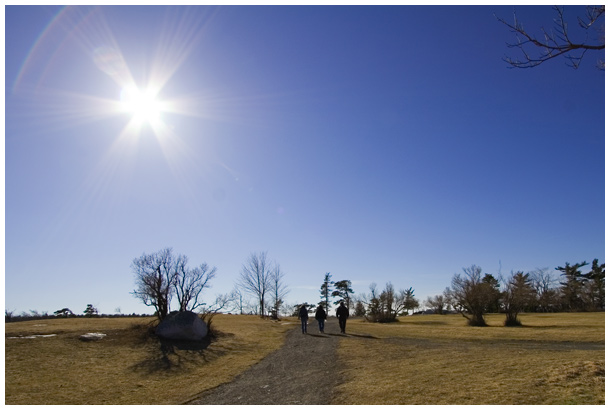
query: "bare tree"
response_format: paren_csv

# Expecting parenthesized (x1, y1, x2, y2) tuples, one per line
(448, 265, 498, 326)
(174, 258, 217, 312)
(230, 287, 248, 315)
(497, 6, 605, 69)
(237, 251, 273, 318)
(200, 292, 233, 330)
(131, 247, 217, 320)
(269, 263, 289, 319)
(280, 300, 294, 317)
(378, 282, 399, 321)
(425, 294, 447, 315)
(131, 247, 176, 321)
(530, 267, 560, 312)
(5, 309, 15, 322)
(357, 283, 380, 320)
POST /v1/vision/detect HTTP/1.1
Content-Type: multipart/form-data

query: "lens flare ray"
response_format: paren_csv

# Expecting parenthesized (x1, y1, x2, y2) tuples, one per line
(10, 6, 225, 243)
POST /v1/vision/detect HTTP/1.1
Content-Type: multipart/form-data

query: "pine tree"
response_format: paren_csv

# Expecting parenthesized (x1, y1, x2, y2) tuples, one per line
(84, 304, 98, 317)
(320, 273, 333, 315)
(583, 259, 605, 311)
(332, 280, 354, 312)
(556, 261, 589, 311)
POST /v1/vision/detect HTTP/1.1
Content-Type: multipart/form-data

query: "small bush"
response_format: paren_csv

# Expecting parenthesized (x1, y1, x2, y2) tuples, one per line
(366, 312, 399, 323)
(504, 317, 522, 327)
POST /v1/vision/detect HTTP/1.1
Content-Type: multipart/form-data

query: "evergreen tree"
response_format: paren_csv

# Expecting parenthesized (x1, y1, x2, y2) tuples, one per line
(54, 308, 73, 317)
(84, 304, 98, 317)
(320, 272, 333, 315)
(583, 259, 605, 311)
(556, 261, 588, 311)
(332, 279, 355, 312)
(402, 287, 420, 315)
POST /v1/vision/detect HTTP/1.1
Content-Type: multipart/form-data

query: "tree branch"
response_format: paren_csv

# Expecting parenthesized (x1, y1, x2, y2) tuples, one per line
(496, 6, 604, 69)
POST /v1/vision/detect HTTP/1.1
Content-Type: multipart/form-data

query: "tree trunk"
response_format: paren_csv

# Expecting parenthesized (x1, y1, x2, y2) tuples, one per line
(504, 311, 521, 327)
(468, 312, 487, 327)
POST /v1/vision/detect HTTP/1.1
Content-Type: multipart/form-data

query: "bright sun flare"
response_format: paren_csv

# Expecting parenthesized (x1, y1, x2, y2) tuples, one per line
(120, 86, 164, 125)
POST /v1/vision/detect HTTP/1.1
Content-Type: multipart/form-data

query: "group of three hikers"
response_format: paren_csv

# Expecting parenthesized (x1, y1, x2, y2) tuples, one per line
(298, 301, 349, 334)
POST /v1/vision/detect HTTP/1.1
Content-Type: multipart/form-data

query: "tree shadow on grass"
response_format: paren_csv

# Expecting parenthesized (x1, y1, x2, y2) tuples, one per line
(160, 337, 212, 352)
(129, 327, 221, 374)
(408, 321, 449, 326)
(347, 333, 379, 339)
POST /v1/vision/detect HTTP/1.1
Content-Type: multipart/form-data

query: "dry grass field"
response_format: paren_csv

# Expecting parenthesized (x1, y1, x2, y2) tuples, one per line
(332, 312, 605, 405)
(5, 315, 295, 405)
(5, 312, 605, 405)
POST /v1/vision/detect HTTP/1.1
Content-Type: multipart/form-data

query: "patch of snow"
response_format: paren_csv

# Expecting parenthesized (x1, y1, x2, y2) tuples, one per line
(79, 332, 107, 341)
(7, 334, 57, 339)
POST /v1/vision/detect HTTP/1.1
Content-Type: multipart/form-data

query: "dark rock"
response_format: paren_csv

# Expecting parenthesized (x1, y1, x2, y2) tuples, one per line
(156, 311, 208, 341)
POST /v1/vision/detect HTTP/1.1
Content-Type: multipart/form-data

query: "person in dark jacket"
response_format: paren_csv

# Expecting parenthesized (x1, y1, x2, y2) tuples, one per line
(298, 304, 309, 334)
(336, 301, 349, 334)
(314, 305, 327, 333)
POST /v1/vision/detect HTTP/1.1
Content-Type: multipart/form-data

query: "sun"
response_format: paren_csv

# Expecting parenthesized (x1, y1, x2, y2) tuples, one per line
(120, 85, 165, 126)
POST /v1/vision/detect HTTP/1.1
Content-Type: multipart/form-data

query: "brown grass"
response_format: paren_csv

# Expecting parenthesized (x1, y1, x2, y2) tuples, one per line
(332, 312, 605, 405)
(6, 313, 605, 405)
(5, 315, 296, 405)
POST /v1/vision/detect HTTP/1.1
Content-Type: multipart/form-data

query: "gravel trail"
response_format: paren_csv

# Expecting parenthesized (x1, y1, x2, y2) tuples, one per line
(188, 318, 346, 405)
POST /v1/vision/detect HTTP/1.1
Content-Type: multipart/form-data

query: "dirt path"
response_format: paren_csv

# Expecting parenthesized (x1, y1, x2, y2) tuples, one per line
(187, 318, 346, 405)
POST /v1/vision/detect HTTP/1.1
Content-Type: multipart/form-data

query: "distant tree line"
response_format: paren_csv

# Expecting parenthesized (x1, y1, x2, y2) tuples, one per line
(5, 304, 153, 323)
(433, 259, 604, 327)
(303, 258, 603, 327)
(10, 249, 602, 330)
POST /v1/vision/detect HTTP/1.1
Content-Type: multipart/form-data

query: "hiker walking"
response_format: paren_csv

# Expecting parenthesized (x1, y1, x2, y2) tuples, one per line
(315, 305, 327, 333)
(336, 301, 349, 334)
(298, 304, 309, 334)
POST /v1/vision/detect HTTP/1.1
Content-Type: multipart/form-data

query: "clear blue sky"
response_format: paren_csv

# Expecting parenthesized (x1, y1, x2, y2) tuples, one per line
(5, 5, 605, 315)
